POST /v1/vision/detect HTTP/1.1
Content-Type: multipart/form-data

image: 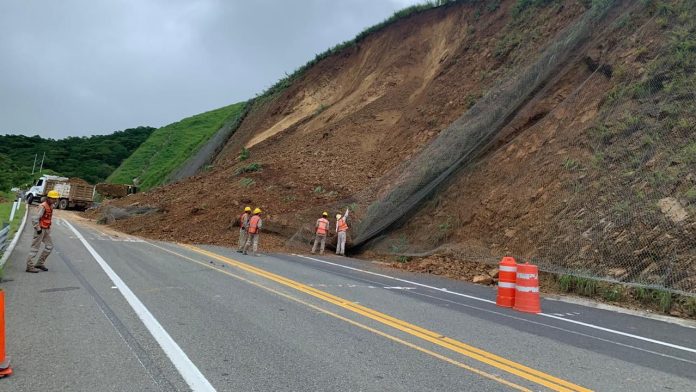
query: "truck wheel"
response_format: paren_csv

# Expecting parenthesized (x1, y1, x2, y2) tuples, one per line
(59, 199, 69, 210)
(26, 194, 34, 204)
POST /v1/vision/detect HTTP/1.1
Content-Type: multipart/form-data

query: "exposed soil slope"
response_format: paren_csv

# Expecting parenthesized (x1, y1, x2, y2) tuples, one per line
(378, 0, 696, 294)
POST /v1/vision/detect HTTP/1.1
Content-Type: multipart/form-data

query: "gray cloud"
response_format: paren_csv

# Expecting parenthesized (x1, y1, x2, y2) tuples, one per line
(0, 0, 420, 138)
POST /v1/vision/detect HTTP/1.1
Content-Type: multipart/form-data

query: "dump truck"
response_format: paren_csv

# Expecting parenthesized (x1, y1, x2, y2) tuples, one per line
(25, 175, 95, 210)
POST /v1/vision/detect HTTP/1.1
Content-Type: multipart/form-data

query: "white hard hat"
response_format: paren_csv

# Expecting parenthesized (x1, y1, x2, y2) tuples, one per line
(336, 214, 342, 220)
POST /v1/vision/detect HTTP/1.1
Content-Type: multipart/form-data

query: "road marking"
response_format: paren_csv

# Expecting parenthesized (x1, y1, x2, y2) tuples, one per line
(294, 254, 696, 355)
(64, 221, 216, 392)
(410, 290, 696, 365)
(147, 242, 531, 392)
(185, 245, 590, 392)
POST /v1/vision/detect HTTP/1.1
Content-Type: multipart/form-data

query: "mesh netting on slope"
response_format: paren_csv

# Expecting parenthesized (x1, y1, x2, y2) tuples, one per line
(365, 0, 696, 296)
(351, 1, 621, 246)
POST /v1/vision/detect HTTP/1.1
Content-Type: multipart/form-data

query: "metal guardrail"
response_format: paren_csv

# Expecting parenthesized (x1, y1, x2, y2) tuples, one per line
(0, 223, 9, 254)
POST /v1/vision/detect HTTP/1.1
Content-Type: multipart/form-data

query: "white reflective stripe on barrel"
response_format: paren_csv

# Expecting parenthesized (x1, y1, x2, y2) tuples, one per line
(515, 286, 539, 293)
(517, 273, 537, 280)
(498, 281, 516, 288)
(499, 266, 517, 272)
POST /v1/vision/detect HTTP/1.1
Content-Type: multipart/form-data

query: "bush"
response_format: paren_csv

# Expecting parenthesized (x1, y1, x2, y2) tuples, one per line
(558, 275, 574, 292)
(602, 288, 622, 301)
(238, 147, 250, 161)
(235, 163, 262, 175)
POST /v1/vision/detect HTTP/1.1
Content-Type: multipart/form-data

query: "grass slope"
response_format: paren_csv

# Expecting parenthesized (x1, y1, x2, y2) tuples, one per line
(108, 103, 245, 190)
(0, 194, 26, 256)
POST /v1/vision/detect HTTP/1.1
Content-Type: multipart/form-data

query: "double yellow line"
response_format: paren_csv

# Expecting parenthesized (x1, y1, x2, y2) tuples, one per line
(167, 243, 591, 392)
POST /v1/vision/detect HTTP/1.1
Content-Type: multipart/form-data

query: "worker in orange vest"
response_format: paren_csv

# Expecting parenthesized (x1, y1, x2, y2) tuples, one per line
(335, 208, 350, 256)
(236, 206, 252, 253)
(26, 190, 59, 273)
(242, 208, 262, 256)
(311, 212, 330, 255)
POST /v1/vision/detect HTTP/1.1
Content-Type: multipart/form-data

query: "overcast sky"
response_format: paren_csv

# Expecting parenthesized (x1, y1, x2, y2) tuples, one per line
(0, 0, 420, 138)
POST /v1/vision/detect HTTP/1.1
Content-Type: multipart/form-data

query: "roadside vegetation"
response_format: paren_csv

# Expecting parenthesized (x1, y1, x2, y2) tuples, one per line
(549, 273, 696, 318)
(108, 102, 245, 191)
(0, 127, 154, 190)
(0, 192, 27, 278)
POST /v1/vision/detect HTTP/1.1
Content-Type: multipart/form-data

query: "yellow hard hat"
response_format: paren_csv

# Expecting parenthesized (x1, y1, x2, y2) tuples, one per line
(47, 190, 60, 199)
(253, 208, 262, 214)
(322, 211, 328, 217)
(244, 206, 252, 212)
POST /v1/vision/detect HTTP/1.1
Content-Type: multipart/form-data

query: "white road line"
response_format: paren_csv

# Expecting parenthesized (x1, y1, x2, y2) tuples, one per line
(541, 314, 696, 354)
(293, 254, 696, 355)
(65, 220, 216, 391)
(293, 254, 497, 304)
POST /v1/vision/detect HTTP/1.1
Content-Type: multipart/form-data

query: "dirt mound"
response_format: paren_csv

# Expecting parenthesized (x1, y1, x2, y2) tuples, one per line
(95, 183, 130, 198)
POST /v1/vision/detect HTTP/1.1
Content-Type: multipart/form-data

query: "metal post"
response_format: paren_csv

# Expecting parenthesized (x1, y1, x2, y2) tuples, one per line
(39, 152, 45, 173)
(31, 153, 37, 175)
(9, 201, 17, 222)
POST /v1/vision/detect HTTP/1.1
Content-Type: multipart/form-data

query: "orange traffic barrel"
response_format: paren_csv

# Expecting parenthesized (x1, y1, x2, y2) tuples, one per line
(0, 290, 11, 378)
(513, 263, 541, 314)
(496, 257, 517, 308)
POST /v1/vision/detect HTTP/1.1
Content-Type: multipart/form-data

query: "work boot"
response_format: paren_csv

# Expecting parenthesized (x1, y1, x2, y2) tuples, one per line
(236, 250, 243, 253)
(243, 251, 248, 255)
(26, 267, 40, 273)
(35, 265, 48, 271)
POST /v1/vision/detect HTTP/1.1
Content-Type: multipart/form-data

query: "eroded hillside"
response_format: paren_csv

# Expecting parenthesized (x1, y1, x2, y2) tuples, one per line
(94, 0, 695, 294)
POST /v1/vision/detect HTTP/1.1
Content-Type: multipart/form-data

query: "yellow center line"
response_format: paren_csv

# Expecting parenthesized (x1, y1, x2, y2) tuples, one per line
(147, 242, 530, 392)
(181, 243, 591, 392)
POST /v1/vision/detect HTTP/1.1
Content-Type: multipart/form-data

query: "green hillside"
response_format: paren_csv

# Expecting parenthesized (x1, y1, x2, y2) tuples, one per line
(107, 103, 245, 190)
(0, 127, 155, 191)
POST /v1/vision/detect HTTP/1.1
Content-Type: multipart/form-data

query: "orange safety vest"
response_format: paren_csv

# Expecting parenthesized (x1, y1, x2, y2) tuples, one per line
(39, 201, 53, 229)
(248, 215, 261, 234)
(316, 218, 329, 235)
(337, 217, 348, 232)
(240, 212, 250, 229)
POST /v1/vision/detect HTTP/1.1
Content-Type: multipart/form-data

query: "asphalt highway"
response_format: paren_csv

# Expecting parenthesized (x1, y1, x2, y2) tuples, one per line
(2, 213, 695, 391)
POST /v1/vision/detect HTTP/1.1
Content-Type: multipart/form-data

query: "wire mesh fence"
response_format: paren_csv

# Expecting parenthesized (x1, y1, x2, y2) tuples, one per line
(526, 0, 696, 295)
(369, 0, 695, 296)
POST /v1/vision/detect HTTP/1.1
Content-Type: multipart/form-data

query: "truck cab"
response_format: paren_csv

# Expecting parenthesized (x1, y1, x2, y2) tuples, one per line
(26, 175, 68, 205)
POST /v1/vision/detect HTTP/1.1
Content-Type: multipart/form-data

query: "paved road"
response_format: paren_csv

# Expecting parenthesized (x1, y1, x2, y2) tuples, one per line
(1, 212, 695, 391)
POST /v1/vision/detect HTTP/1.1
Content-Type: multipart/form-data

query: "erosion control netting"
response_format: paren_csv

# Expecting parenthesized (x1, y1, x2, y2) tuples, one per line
(351, 0, 621, 246)
(370, 0, 696, 296)
(527, 0, 696, 296)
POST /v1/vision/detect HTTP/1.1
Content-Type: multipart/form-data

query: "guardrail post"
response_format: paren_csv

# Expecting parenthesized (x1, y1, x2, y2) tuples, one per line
(8, 202, 17, 222)
(0, 224, 8, 254)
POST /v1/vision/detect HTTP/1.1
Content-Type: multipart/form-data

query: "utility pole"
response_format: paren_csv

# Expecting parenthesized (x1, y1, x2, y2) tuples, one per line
(31, 153, 37, 174)
(38, 152, 45, 173)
